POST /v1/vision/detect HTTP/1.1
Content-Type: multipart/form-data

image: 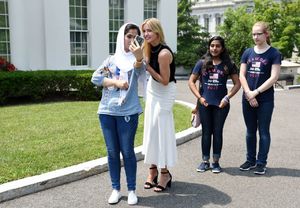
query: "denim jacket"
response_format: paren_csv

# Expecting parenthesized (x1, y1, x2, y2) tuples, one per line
(91, 56, 146, 116)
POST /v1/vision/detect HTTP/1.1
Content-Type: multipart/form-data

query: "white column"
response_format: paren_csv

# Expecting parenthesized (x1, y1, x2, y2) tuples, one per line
(26, 0, 46, 70)
(212, 14, 216, 36)
(89, 0, 109, 69)
(43, 0, 70, 70)
(126, 0, 143, 26)
(8, 0, 28, 70)
(9, 0, 57, 70)
(157, 0, 177, 52)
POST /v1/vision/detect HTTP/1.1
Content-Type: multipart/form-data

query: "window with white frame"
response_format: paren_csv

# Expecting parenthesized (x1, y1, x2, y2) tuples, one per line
(109, 0, 124, 54)
(0, 0, 10, 62)
(69, 0, 88, 66)
(204, 15, 209, 32)
(144, 0, 158, 19)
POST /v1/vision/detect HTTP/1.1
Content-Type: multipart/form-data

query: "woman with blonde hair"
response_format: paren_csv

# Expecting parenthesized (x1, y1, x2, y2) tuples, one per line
(239, 21, 281, 175)
(141, 18, 177, 192)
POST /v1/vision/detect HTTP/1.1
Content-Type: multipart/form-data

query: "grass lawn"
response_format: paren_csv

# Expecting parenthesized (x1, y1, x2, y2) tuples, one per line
(0, 101, 191, 184)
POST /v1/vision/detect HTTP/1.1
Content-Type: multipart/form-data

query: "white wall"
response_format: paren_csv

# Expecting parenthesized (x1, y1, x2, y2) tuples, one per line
(8, 0, 178, 70)
(158, 0, 177, 52)
(126, 0, 144, 26)
(89, 0, 109, 69)
(43, 0, 70, 70)
(9, 0, 70, 70)
(28, 0, 46, 69)
(9, 0, 42, 70)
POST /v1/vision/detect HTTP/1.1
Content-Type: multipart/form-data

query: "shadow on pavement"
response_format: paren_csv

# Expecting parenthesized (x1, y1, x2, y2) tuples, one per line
(137, 181, 231, 208)
(223, 167, 300, 177)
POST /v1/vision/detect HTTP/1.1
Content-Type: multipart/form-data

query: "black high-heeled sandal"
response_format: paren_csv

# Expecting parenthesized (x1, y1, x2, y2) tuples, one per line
(154, 170, 172, 192)
(144, 166, 158, 189)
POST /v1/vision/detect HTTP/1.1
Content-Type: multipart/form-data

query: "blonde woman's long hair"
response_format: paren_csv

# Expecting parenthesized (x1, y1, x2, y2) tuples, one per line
(141, 18, 166, 60)
(253, 21, 271, 45)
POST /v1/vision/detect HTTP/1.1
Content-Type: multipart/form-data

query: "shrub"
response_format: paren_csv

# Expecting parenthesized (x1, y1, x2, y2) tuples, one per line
(0, 70, 101, 105)
(0, 57, 16, 72)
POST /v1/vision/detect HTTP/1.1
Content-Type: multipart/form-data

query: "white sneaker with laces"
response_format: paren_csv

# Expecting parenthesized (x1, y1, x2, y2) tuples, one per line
(108, 189, 121, 204)
(127, 190, 138, 205)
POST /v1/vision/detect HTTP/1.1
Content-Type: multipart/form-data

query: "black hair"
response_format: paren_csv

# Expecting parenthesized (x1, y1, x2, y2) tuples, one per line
(124, 24, 141, 36)
(201, 36, 235, 74)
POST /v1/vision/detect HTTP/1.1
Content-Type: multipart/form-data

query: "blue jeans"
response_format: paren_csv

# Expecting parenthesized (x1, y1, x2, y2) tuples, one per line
(199, 104, 229, 161)
(242, 100, 274, 166)
(99, 114, 138, 191)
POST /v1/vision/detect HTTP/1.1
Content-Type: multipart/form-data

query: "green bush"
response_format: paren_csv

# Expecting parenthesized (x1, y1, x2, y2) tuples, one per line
(0, 70, 101, 105)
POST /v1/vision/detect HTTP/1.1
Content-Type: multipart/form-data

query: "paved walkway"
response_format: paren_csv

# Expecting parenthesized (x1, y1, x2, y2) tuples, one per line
(1, 80, 300, 208)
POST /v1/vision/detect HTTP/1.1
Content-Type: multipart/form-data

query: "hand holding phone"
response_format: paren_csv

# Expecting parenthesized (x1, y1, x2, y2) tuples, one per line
(134, 35, 144, 47)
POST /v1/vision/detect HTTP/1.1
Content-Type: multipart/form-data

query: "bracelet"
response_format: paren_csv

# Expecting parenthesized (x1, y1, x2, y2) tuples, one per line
(223, 95, 230, 103)
(134, 61, 143, 68)
(136, 59, 143, 64)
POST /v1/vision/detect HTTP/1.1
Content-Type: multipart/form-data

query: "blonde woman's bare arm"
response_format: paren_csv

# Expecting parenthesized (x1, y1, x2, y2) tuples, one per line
(146, 49, 171, 85)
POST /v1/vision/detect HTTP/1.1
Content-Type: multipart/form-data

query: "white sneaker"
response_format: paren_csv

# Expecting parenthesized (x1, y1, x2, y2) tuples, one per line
(127, 190, 138, 205)
(108, 189, 121, 204)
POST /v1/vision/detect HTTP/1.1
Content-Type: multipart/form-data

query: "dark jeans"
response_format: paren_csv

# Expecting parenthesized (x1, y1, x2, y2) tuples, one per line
(99, 114, 138, 191)
(242, 100, 274, 166)
(199, 104, 230, 161)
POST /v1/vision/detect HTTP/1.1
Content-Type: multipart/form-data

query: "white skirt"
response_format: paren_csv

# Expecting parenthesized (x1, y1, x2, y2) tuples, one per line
(142, 77, 177, 168)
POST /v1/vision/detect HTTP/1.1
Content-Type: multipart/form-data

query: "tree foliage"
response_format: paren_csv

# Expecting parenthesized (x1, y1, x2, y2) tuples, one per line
(176, 0, 210, 70)
(218, 0, 300, 64)
(218, 6, 255, 65)
(268, 0, 300, 58)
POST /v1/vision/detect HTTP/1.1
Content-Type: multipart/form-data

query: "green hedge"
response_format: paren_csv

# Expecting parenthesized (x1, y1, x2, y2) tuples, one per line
(0, 70, 101, 105)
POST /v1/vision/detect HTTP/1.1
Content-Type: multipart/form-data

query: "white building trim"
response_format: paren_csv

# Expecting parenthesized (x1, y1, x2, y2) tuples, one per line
(191, 0, 253, 36)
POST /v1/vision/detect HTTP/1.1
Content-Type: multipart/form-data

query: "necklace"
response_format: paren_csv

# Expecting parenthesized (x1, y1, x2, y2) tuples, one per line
(151, 44, 162, 53)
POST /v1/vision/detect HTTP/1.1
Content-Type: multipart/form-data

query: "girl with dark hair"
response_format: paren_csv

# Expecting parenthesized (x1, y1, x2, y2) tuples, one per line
(188, 36, 241, 173)
(91, 23, 145, 205)
(239, 21, 281, 175)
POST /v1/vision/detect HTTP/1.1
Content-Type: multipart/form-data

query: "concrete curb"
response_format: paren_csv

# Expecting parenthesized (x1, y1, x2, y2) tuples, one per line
(285, 84, 300, 90)
(0, 100, 201, 203)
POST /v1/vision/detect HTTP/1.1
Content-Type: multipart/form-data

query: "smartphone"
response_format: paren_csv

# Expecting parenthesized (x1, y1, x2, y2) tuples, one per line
(134, 35, 144, 47)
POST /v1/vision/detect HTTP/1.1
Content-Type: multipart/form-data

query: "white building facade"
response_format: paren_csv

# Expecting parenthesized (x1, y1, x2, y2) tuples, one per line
(1, 0, 177, 70)
(191, 0, 254, 36)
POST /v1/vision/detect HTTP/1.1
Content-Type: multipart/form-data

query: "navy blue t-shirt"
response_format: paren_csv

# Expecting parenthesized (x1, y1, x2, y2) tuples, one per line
(192, 60, 238, 106)
(240, 47, 281, 102)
